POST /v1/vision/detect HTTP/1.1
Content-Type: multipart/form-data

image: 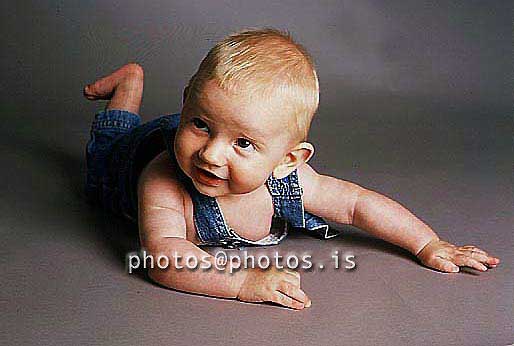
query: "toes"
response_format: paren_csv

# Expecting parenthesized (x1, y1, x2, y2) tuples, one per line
(83, 85, 98, 100)
(83, 82, 113, 100)
(83, 63, 144, 101)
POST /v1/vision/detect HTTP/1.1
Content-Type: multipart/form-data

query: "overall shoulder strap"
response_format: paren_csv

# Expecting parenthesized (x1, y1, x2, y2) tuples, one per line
(266, 169, 340, 239)
(265, 169, 305, 228)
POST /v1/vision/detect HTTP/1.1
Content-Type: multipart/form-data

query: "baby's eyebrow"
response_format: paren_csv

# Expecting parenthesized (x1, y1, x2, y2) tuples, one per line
(197, 103, 212, 117)
(196, 104, 269, 144)
(236, 121, 270, 145)
(240, 130, 266, 146)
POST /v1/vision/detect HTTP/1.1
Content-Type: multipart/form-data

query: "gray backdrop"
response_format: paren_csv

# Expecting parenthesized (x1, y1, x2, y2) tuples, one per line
(2, 1, 512, 345)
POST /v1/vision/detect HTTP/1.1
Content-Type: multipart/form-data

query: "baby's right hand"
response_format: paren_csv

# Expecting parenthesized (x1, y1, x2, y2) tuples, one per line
(236, 267, 311, 310)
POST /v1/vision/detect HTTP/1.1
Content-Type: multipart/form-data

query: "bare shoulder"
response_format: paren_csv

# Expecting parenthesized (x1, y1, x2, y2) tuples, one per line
(138, 151, 186, 209)
(296, 162, 364, 225)
(137, 151, 188, 245)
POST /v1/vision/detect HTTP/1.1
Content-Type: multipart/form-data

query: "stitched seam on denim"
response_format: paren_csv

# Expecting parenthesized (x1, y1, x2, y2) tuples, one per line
(210, 197, 231, 239)
(194, 199, 212, 242)
(294, 169, 307, 228)
(211, 197, 233, 240)
(197, 197, 213, 242)
(192, 193, 231, 242)
(95, 109, 140, 119)
(269, 170, 303, 228)
(265, 175, 283, 218)
(304, 212, 335, 238)
(193, 210, 208, 242)
(285, 169, 305, 227)
(93, 120, 134, 130)
(93, 110, 140, 130)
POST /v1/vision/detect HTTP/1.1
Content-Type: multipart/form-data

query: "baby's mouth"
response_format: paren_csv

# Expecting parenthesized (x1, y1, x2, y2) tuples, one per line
(198, 167, 226, 179)
(194, 166, 227, 186)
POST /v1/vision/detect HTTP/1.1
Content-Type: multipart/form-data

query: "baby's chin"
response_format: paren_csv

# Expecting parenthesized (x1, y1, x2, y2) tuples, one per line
(192, 183, 239, 198)
(191, 182, 227, 197)
(191, 179, 262, 198)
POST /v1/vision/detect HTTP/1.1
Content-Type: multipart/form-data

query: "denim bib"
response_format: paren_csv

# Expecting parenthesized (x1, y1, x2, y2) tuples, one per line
(158, 114, 339, 249)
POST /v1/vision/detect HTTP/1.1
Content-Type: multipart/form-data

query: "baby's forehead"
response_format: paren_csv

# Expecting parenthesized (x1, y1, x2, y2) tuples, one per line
(192, 83, 295, 140)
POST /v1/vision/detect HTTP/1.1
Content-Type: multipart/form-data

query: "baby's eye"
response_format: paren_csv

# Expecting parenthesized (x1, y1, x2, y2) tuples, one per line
(192, 117, 209, 132)
(235, 138, 256, 151)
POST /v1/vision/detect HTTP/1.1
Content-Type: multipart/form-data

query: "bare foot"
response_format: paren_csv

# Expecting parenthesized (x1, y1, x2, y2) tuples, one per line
(83, 63, 144, 100)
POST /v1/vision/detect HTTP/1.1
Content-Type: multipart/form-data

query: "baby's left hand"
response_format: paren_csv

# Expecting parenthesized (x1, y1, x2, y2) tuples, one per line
(416, 239, 500, 273)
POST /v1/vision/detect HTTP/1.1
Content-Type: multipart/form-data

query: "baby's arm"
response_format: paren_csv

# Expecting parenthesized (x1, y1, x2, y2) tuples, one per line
(298, 163, 500, 272)
(138, 152, 311, 309)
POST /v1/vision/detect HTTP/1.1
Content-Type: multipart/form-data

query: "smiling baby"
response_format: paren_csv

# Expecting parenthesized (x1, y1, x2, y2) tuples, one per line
(83, 28, 500, 310)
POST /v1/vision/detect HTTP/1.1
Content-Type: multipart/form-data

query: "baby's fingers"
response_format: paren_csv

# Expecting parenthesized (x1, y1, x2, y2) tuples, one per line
(270, 291, 305, 310)
(453, 254, 488, 272)
(429, 256, 460, 273)
(278, 281, 311, 307)
(459, 246, 500, 267)
(461, 249, 497, 266)
(485, 256, 501, 267)
(460, 245, 487, 255)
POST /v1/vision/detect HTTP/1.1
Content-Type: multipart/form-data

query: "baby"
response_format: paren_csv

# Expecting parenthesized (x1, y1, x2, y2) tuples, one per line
(83, 28, 500, 310)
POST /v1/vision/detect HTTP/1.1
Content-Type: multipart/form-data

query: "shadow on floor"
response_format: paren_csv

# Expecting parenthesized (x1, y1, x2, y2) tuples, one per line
(0, 121, 145, 279)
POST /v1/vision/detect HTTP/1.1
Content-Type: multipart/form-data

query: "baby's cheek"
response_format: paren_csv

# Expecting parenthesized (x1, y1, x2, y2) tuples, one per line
(173, 135, 194, 172)
(230, 163, 271, 191)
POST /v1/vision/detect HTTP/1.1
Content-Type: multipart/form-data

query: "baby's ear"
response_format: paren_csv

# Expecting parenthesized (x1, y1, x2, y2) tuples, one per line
(272, 142, 315, 179)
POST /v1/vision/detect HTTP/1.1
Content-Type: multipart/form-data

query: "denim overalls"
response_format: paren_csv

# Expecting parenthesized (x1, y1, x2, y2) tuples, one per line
(85, 109, 339, 249)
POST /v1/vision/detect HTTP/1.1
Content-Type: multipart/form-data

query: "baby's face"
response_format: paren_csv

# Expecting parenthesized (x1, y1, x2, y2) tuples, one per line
(174, 79, 295, 197)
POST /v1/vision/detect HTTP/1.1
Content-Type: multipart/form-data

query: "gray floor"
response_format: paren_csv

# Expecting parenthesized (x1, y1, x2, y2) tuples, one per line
(2, 1, 513, 345)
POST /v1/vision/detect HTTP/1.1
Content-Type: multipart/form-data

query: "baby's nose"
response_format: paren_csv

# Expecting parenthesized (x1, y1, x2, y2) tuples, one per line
(198, 140, 227, 167)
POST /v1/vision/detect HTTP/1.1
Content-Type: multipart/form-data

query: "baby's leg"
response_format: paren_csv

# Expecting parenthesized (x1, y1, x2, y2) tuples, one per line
(83, 63, 144, 114)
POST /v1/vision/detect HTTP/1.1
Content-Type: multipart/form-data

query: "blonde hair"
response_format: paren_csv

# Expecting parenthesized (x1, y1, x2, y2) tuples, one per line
(185, 27, 319, 142)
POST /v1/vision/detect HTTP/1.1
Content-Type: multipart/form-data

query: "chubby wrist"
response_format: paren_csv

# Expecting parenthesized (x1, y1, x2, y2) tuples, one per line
(231, 268, 251, 299)
(413, 236, 440, 257)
